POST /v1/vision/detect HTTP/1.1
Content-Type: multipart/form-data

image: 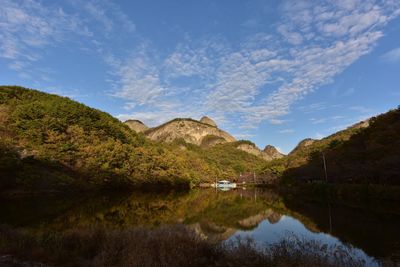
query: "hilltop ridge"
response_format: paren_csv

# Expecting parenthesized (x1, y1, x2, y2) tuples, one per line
(263, 110, 400, 185)
(123, 117, 284, 162)
(124, 119, 148, 133)
(142, 117, 235, 146)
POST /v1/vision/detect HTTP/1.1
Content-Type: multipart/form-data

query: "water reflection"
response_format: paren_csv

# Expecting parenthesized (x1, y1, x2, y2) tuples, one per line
(1, 188, 399, 264)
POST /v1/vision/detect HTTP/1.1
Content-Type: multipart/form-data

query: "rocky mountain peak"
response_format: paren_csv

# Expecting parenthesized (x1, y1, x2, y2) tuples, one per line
(145, 118, 235, 146)
(235, 141, 284, 162)
(200, 116, 217, 127)
(263, 145, 284, 158)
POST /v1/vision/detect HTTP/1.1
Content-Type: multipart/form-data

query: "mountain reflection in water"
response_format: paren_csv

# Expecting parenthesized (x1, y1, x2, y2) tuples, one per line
(1, 188, 399, 265)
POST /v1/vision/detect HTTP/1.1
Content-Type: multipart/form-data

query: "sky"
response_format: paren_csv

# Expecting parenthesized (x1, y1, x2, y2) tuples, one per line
(1, 0, 400, 153)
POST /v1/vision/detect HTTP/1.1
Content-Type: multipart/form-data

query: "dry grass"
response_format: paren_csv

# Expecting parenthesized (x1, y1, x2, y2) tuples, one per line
(0, 224, 366, 267)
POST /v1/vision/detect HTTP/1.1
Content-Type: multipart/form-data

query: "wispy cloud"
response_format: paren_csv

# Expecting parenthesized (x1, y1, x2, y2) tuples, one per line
(269, 119, 287, 125)
(310, 118, 327, 124)
(332, 115, 345, 120)
(82, 1, 136, 34)
(278, 129, 295, 134)
(2, 0, 399, 131)
(232, 133, 256, 139)
(349, 105, 374, 113)
(0, 0, 91, 71)
(214, 0, 399, 126)
(310, 115, 346, 125)
(0, 0, 135, 80)
(332, 87, 355, 97)
(381, 47, 400, 63)
(105, 47, 166, 105)
(315, 132, 325, 139)
(298, 102, 328, 113)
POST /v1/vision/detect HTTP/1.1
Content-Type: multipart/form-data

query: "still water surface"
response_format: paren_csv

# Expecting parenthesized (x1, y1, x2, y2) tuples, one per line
(1, 188, 399, 266)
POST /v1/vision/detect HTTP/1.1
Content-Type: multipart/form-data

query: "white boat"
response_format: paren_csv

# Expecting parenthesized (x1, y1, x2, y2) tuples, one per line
(215, 180, 237, 189)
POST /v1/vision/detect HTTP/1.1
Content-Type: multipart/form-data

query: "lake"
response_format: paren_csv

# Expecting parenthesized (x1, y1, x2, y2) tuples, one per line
(1, 188, 399, 266)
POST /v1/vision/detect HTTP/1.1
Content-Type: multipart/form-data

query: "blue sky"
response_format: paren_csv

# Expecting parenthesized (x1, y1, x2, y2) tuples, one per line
(1, 0, 400, 153)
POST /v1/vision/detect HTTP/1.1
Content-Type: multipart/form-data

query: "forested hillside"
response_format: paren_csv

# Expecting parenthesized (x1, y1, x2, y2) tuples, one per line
(263, 108, 400, 185)
(0, 86, 265, 192)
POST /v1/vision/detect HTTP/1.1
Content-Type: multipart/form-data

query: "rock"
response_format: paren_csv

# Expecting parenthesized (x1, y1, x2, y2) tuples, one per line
(236, 142, 284, 161)
(200, 135, 227, 147)
(236, 143, 268, 159)
(263, 145, 284, 159)
(145, 118, 235, 146)
(124, 120, 148, 133)
(200, 116, 217, 127)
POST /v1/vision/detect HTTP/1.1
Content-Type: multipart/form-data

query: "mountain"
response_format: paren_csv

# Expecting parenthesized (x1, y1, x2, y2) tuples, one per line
(124, 119, 148, 133)
(124, 117, 283, 162)
(284, 110, 399, 184)
(0, 86, 266, 192)
(285, 119, 371, 169)
(263, 145, 284, 159)
(142, 118, 236, 146)
(263, 110, 399, 185)
(288, 138, 316, 156)
(235, 141, 284, 161)
(200, 116, 217, 127)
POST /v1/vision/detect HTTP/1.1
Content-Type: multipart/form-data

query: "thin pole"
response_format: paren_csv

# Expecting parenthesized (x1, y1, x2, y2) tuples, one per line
(322, 152, 328, 182)
(328, 202, 332, 233)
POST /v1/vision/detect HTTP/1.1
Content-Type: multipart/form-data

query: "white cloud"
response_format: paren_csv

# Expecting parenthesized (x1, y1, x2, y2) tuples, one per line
(277, 25, 303, 45)
(381, 47, 400, 63)
(232, 133, 256, 139)
(269, 119, 287, 125)
(0, 0, 93, 78)
(107, 51, 166, 105)
(315, 132, 325, 139)
(84, 2, 114, 33)
(0, 0, 135, 80)
(4, 0, 398, 132)
(111, 0, 400, 128)
(349, 106, 374, 113)
(82, 0, 136, 34)
(310, 118, 327, 124)
(163, 42, 217, 79)
(298, 102, 327, 112)
(187, 0, 399, 128)
(332, 115, 345, 120)
(278, 129, 295, 134)
(206, 51, 273, 114)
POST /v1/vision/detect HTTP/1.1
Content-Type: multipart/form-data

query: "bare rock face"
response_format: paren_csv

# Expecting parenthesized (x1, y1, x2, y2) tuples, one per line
(200, 116, 217, 127)
(145, 118, 236, 146)
(124, 120, 148, 133)
(236, 143, 267, 159)
(236, 143, 283, 161)
(200, 135, 227, 147)
(263, 145, 284, 159)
